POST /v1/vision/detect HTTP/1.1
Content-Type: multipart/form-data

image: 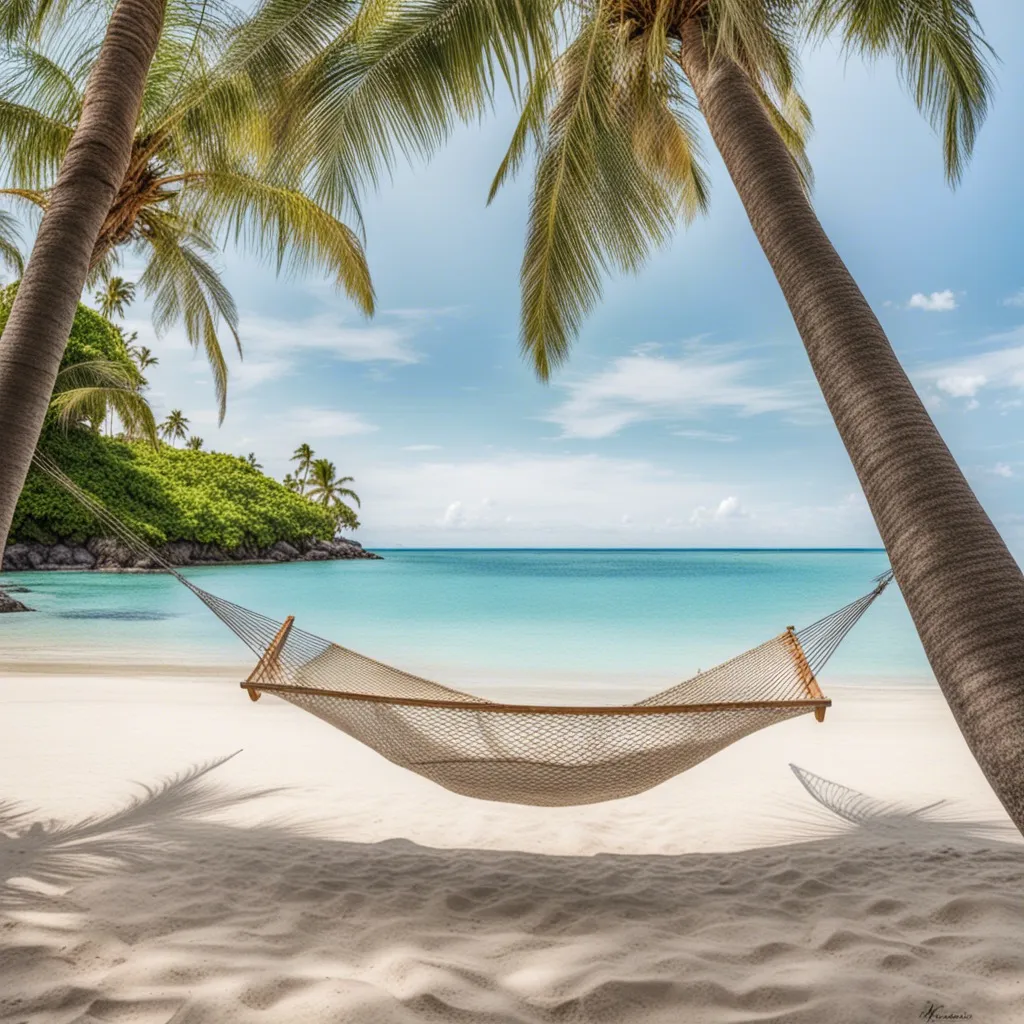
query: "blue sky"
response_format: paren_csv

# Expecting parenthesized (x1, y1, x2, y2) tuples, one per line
(113, 0, 1024, 549)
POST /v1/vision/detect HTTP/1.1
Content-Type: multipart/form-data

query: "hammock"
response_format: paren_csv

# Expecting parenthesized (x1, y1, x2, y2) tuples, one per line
(31, 452, 894, 806)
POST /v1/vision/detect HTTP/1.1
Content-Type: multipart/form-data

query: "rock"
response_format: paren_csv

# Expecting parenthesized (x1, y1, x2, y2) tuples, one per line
(3, 585, 30, 593)
(2, 543, 31, 571)
(87, 537, 136, 568)
(48, 543, 74, 566)
(163, 540, 195, 565)
(2, 533, 380, 572)
(0, 589, 31, 612)
(72, 546, 95, 567)
(271, 540, 300, 560)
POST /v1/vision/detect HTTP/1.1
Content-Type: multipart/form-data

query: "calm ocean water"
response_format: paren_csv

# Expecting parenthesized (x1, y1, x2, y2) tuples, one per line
(0, 550, 933, 688)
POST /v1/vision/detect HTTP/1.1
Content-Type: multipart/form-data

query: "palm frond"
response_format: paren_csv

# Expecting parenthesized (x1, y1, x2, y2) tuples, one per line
(183, 169, 374, 313)
(626, 53, 710, 224)
(706, 0, 801, 97)
(138, 211, 238, 419)
(0, 209, 25, 276)
(487, 59, 553, 203)
(806, 0, 993, 184)
(0, 100, 75, 188)
(51, 359, 158, 445)
(281, 0, 553, 215)
(519, 9, 681, 380)
(749, 77, 814, 192)
(0, 0, 86, 43)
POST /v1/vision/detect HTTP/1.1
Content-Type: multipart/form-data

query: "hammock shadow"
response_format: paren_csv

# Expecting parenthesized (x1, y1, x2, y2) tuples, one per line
(2, 760, 1022, 1023)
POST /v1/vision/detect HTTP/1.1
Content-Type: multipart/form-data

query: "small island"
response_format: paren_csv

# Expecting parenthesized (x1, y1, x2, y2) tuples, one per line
(1, 290, 378, 578)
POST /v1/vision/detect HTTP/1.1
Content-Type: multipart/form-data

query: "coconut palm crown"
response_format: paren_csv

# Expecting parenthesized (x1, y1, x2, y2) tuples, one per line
(481, 0, 991, 375)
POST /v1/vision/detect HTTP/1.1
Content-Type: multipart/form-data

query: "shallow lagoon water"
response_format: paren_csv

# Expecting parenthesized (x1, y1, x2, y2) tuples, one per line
(1, 549, 932, 689)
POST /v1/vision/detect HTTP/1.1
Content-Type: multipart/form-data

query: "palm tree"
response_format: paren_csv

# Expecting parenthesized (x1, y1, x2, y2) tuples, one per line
(49, 358, 158, 444)
(0, 0, 167, 574)
(305, 458, 360, 530)
(159, 409, 189, 446)
(94, 276, 136, 319)
(0, 0, 391, 570)
(290, 443, 315, 494)
(185, 435, 204, 451)
(282, 472, 300, 493)
(132, 345, 159, 371)
(479, 1, 1024, 831)
(245, 452, 262, 471)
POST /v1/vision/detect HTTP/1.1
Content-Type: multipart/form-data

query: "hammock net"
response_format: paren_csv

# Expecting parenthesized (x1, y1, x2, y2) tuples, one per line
(30, 452, 893, 806)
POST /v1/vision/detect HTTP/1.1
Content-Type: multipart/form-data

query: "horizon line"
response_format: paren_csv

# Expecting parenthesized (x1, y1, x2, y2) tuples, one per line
(364, 546, 888, 553)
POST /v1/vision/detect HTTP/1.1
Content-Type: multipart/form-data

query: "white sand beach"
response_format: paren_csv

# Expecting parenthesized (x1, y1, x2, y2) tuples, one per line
(2, 666, 1022, 1023)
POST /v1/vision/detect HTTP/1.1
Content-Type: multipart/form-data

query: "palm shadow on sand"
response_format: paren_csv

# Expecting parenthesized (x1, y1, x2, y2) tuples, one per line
(1, 758, 1022, 1023)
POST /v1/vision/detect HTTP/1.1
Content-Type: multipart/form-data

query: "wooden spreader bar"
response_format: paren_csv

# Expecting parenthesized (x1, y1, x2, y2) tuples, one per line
(244, 615, 295, 701)
(240, 679, 831, 718)
(782, 626, 827, 721)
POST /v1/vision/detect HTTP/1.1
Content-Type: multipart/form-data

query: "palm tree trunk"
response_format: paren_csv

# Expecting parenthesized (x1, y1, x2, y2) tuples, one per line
(679, 21, 1024, 833)
(0, 0, 166, 565)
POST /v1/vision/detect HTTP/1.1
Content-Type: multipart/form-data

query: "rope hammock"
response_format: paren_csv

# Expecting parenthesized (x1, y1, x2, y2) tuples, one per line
(30, 451, 894, 806)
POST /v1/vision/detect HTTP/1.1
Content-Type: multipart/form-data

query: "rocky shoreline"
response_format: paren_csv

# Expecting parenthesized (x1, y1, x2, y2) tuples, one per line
(2, 536, 381, 574)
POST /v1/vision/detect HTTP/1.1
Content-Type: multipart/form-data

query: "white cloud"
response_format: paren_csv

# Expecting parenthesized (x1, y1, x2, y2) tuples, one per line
(994, 463, 1014, 478)
(673, 429, 738, 443)
(547, 352, 808, 439)
(690, 495, 747, 525)
(353, 454, 881, 546)
(285, 408, 378, 438)
(908, 290, 957, 312)
(919, 330, 1024, 404)
(403, 444, 442, 451)
(935, 372, 988, 398)
(1003, 290, 1024, 308)
(244, 316, 420, 364)
(232, 357, 291, 392)
(441, 501, 465, 526)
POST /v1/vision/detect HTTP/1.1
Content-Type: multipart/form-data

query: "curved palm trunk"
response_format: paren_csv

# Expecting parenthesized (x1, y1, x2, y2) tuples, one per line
(0, 0, 166, 565)
(679, 22, 1024, 833)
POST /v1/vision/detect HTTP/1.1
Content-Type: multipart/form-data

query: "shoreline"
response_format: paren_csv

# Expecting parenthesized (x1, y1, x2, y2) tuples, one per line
(1, 535, 381, 576)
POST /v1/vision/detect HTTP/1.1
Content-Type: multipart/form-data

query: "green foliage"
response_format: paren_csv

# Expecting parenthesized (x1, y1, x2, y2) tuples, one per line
(0, 282, 156, 440)
(0, 281, 130, 368)
(12, 430, 338, 548)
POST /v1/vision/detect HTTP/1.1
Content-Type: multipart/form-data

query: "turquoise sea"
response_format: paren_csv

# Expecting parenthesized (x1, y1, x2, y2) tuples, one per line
(0, 550, 933, 689)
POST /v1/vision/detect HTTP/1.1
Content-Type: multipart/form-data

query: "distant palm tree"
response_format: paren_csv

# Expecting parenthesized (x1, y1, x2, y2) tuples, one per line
(306, 459, 360, 508)
(132, 346, 159, 372)
(282, 472, 301, 493)
(94, 277, 136, 320)
(49, 359, 157, 444)
(245, 452, 262, 471)
(291, 443, 315, 495)
(159, 410, 189, 446)
(185, 436, 204, 451)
